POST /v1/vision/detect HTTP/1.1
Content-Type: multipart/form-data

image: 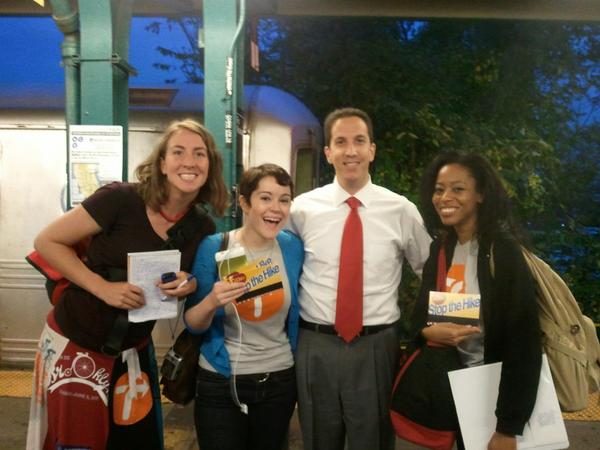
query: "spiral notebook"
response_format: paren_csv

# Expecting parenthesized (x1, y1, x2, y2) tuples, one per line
(127, 249, 180, 322)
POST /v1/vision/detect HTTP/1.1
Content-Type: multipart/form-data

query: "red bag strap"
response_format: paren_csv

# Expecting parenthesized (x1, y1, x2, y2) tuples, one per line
(436, 244, 447, 293)
(391, 347, 422, 391)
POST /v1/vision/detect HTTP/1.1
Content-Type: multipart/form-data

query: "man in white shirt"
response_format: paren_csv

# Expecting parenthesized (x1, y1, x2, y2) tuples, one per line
(288, 107, 431, 450)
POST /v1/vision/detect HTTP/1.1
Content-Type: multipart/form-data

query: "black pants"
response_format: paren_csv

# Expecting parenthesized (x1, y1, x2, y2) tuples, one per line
(194, 366, 296, 450)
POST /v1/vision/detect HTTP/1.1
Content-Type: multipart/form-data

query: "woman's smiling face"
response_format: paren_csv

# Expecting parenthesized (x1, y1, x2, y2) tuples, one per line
(240, 175, 292, 244)
(432, 163, 483, 241)
(160, 128, 209, 200)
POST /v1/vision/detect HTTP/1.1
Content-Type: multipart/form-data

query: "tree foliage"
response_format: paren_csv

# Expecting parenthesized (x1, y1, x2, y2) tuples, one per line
(248, 17, 599, 321)
(145, 18, 204, 83)
(149, 17, 600, 321)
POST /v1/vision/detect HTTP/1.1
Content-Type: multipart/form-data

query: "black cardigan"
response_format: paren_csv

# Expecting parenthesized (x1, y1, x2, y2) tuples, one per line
(410, 233, 542, 436)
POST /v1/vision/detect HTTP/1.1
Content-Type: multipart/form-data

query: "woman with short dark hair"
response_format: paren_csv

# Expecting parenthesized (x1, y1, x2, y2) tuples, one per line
(185, 163, 303, 450)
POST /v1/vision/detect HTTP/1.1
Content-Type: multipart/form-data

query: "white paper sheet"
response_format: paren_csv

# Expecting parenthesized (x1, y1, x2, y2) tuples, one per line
(448, 355, 569, 450)
(127, 249, 180, 323)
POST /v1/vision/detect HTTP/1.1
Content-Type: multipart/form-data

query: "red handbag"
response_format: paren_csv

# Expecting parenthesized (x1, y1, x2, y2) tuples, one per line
(389, 244, 462, 450)
(389, 343, 461, 450)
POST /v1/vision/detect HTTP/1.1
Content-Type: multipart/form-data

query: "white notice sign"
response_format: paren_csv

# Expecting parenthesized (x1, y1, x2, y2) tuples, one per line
(68, 124, 123, 207)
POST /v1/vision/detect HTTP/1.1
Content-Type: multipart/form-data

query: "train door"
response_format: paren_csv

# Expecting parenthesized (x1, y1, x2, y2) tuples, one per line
(0, 123, 66, 364)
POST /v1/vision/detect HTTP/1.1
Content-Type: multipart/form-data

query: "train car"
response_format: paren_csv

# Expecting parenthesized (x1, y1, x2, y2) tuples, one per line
(0, 83, 322, 365)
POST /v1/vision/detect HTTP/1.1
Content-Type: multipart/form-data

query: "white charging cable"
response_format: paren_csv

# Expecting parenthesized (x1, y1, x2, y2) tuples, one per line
(228, 304, 248, 415)
(218, 246, 249, 415)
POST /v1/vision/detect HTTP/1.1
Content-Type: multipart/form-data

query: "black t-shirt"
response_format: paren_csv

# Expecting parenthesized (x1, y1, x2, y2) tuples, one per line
(53, 182, 215, 352)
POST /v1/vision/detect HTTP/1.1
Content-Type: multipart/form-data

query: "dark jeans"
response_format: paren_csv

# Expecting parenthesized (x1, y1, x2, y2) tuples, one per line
(194, 365, 296, 450)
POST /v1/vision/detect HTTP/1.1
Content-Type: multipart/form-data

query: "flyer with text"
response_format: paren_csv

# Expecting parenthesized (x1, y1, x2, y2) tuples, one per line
(428, 291, 481, 325)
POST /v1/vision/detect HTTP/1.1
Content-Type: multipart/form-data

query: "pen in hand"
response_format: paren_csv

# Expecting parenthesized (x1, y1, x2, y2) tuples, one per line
(177, 274, 195, 289)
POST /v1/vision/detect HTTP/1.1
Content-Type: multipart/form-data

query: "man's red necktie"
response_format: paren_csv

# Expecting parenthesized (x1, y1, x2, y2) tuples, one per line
(335, 197, 363, 343)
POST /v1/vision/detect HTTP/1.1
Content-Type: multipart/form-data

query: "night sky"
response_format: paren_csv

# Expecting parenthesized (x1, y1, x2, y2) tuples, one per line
(0, 16, 185, 87)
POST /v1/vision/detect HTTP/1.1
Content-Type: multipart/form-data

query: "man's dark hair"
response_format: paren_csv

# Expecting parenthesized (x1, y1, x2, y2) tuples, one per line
(323, 107, 374, 146)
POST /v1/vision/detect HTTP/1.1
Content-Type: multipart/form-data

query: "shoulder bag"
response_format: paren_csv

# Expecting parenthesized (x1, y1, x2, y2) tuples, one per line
(160, 231, 229, 405)
(389, 243, 463, 450)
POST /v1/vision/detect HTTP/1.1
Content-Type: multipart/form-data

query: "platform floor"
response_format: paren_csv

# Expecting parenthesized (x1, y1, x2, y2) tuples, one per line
(2, 369, 599, 449)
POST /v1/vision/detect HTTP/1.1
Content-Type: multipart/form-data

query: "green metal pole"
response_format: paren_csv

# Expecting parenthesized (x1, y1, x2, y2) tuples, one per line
(112, 0, 135, 181)
(52, 0, 135, 207)
(203, 0, 244, 231)
(78, 0, 115, 124)
(50, 0, 79, 126)
(50, 0, 79, 209)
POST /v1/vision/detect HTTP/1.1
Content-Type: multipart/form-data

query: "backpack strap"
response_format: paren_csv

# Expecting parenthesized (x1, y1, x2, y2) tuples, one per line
(489, 243, 496, 278)
(100, 267, 131, 357)
(164, 203, 209, 251)
(220, 231, 230, 252)
(101, 312, 130, 357)
(436, 242, 448, 292)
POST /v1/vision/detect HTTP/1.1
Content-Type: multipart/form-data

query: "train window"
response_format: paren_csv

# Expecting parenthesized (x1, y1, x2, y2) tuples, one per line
(294, 147, 315, 196)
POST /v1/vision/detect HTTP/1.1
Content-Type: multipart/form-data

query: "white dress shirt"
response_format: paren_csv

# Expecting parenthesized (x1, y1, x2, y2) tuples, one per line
(288, 178, 431, 325)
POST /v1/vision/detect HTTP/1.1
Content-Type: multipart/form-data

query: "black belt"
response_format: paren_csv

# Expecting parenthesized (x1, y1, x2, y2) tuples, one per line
(299, 318, 397, 337)
(198, 366, 294, 383)
(235, 366, 295, 383)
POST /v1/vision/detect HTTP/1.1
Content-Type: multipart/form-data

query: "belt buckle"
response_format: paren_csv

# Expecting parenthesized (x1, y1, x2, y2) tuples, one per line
(257, 373, 270, 383)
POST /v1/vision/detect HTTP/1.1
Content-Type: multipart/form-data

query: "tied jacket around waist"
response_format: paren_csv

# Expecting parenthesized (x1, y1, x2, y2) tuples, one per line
(411, 233, 542, 436)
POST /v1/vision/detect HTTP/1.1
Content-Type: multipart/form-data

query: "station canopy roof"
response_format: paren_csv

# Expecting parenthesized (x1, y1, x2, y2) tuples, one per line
(3, 0, 600, 21)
